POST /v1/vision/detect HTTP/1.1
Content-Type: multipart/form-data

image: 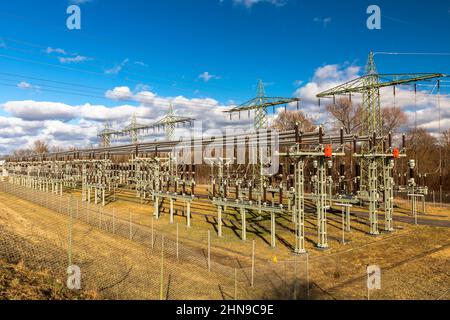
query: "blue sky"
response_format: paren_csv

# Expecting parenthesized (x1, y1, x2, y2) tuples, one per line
(0, 0, 449, 152)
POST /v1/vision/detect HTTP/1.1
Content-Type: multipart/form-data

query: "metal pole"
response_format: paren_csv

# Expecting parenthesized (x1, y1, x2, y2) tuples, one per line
(306, 252, 309, 299)
(170, 198, 174, 223)
(129, 209, 132, 240)
(151, 216, 154, 249)
(342, 207, 345, 245)
(186, 201, 191, 228)
(112, 208, 116, 234)
(207, 230, 211, 272)
(160, 235, 164, 300)
(241, 207, 246, 241)
(217, 205, 222, 237)
(271, 211, 275, 248)
(176, 223, 179, 260)
(234, 268, 237, 300)
(251, 240, 255, 288)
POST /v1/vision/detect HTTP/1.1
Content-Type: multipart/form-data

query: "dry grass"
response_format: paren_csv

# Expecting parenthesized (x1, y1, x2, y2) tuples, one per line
(1, 184, 449, 300)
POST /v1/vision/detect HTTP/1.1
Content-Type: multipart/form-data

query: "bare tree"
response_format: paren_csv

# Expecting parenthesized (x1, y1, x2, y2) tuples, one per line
(12, 149, 33, 157)
(326, 98, 362, 134)
(32, 140, 49, 154)
(271, 110, 316, 133)
(382, 106, 407, 134)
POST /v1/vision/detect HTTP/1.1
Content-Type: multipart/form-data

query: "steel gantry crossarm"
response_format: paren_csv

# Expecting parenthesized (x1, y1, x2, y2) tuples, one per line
(316, 73, 445, 98)
(224, 80, 301, 130)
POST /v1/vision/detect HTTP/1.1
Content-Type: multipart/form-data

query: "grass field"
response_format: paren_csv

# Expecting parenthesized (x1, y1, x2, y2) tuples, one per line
(0, 183, 449, 300)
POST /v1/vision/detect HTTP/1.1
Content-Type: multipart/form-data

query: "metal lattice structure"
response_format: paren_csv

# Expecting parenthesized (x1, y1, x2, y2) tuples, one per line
(225, 80, 300, 130)
(97, 122, 120, 148)
(316, 52, 444, 191)
(97, 105, 194, 146)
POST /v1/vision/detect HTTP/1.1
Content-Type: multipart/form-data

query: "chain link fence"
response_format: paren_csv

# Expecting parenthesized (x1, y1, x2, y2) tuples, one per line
(0, 181, 310, 300)
(1, 181, 448, 300)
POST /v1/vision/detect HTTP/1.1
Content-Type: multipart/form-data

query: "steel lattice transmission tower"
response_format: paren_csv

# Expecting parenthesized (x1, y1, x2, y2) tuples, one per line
(362, 52, 383, 139)
(151, 103, 194, 141)
(124, 113, 141, 144)
(254, 80, 268, 129)
(316, 51, 444, 192)
(225, 80, 300, 130)
(97, 122, 119, 148)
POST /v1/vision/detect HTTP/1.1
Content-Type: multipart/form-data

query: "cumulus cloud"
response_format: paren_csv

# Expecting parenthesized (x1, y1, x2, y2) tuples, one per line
(1, 62, 447, 155)
(292, 63, 450, 134)
(105, 86, 134, 101)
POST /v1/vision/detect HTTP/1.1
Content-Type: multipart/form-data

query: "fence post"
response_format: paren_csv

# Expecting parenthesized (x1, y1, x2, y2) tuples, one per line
(129, 209, 132, 240)
(306, 252, 310, 299)
(208, 230, 211, 272)
(160, 235, 165, 300)
(293, 255, 297, 300)
(67, 195, 73, 267)
(176, 223, 179, 260)
(87, 201, 90, 223)
(151, 216, 154, 249)
(112, 208, 116, 234)
(251, 240, 255, 288)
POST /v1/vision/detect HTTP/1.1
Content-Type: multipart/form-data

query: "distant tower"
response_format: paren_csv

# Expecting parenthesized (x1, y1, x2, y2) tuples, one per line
(224, 80, 299, 131)
(129, 113, 139, 144)
(361, 51, 382, 138)
(97, 122, 117, 148)
(165, 103, 176, 140)
(254, 80, 268, 130)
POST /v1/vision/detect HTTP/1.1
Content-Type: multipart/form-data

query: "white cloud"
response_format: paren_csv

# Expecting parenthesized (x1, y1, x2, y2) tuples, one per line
(46, 47, 68, 55)
(2, 100, 77, 121)
(105, 86, 133, 101)
(199, 71, 220, 82)
(292, 63, 450, 134)
(58, 55, 90, 64)
(1, 62, 447, 155)
(17, 81, 33, 89)
(134, 61, 148, 67)
(105, 58, 129, 75)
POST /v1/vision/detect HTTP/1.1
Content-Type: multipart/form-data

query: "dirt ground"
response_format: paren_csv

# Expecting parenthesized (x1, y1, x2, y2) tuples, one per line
(0, 259, 97, 300)
(0, 184, 449, 300)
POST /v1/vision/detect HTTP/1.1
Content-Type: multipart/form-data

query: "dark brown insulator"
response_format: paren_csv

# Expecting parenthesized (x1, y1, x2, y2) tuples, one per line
(388, 132, 392, 148)
(319, 127, 323, 144)
(340, 163, 345, 177)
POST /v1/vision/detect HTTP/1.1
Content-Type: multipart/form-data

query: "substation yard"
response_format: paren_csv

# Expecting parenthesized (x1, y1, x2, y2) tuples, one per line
(0, 185, 449, 300)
